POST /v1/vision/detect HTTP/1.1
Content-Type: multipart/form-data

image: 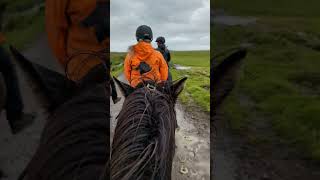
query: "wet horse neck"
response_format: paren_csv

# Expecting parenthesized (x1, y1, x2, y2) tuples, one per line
(22, 83, 110, 180)
(111, 87, 176, 180)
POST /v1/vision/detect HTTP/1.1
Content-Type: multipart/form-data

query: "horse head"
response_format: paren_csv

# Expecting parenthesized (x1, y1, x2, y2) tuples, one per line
(10, 46, 110, 180)
(111, 78, 187, 180)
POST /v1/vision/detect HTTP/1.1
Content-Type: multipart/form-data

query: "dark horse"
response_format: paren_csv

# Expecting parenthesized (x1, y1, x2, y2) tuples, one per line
(9, 47, 110, 180)
(110, 77, 187, 180)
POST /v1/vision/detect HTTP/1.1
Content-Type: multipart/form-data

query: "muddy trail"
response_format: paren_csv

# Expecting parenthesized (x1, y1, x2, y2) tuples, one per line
(213, 108, 320, 180)
(110, 74, 210, 180)
(212, 9, 320, 180)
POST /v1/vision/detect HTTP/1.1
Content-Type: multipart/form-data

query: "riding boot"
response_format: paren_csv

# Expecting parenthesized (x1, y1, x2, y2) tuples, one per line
(0, 46, 35, 134)
(110, 77, 121, 104)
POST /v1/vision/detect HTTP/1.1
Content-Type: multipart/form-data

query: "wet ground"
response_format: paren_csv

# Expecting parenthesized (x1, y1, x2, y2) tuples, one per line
(211, 9, 257, 26)
(174, 64, 192, 70)
(110, 74, 210, 180)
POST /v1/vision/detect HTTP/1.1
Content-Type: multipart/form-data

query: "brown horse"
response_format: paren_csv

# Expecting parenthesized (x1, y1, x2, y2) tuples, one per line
(9, 46, 110, 180)
(111, 78, 187, 180)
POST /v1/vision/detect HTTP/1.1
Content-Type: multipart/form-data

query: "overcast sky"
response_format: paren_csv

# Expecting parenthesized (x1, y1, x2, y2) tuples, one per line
(110, 0, 210, 52)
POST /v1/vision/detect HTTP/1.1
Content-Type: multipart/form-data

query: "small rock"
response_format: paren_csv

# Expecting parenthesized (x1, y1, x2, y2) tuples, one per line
(179, 155, 187, 163)
(184, 136, 192, 142)
(180, 166, 189, 174)
(188, 151, 195, 158)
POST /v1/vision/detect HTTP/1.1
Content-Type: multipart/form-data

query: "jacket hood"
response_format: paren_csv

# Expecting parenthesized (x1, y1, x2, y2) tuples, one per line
(131, 41, 154, 60)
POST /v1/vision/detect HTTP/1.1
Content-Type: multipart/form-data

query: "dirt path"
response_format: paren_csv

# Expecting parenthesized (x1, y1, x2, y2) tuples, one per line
(0, 35, 61, 180)
(110, 74, 210, 180)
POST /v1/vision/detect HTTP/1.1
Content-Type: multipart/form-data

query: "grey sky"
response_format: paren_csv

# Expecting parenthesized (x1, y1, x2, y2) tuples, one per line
(111, 0, 210, 52)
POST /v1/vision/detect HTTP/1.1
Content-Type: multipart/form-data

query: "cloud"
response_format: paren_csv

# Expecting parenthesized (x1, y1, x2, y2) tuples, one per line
(111, 0, 210, 52)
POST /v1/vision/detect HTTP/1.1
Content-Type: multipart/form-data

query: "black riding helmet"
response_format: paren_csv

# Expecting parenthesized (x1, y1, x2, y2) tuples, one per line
(156, 36, 165, 44)
(136, 25, 153, 41)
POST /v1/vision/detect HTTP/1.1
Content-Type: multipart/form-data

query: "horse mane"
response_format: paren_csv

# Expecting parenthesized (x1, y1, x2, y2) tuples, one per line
(19, 68, 111, 180)
(111, 82, 176, 180)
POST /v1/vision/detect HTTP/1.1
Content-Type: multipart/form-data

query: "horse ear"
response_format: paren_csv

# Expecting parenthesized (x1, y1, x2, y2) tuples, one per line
(9, 46, 74, 111)
(171, 77, 187, 98)
(212, 48, 247, 109)
(113, 76, 134, 97)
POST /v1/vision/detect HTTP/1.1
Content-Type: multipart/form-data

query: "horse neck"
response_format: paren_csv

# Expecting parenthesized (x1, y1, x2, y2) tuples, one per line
(111, 89, 176, 180)
(23, 83, 110, 180)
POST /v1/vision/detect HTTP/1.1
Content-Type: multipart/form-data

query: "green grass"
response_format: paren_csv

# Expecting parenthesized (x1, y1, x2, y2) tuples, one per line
(2, 0, 43, 12)
(2, 1, 45, 49)
(214, 0, 320, 17)
(5, 13, 45, 49)
(171, 51, 210, 112)
(214, 1, 320, 161)
(111, 53, 126, 77)
(111, 51, 210, 112)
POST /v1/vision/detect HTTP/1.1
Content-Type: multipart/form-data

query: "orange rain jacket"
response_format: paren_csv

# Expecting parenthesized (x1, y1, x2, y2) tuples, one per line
(0, 32, 5, 45)
(46, 0, 109, 81)
(124, 41, 168, 87)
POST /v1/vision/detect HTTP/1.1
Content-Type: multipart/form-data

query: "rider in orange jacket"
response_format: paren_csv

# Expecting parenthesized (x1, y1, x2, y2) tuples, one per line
(45, 0, 109, 82)
(46, 0, 121, 103)
(124, 25, 168, 87)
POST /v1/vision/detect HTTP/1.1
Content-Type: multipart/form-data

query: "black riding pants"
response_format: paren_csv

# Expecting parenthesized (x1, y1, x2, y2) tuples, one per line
(110, 77, 118, 100)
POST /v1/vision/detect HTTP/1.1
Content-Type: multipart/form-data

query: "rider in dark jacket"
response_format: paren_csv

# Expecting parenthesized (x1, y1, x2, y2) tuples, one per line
(155, 36, 172, 81)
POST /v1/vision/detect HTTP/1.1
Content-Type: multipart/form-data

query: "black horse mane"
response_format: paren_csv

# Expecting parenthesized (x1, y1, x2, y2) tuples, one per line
(18, 65, 111, 180)
(111, 81, 176, 180)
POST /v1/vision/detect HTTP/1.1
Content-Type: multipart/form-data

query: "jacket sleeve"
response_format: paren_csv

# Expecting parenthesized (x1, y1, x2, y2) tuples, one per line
(124, 53, 132, 82)
(45, 0, 69, 65)
(159, 53, 168, 81)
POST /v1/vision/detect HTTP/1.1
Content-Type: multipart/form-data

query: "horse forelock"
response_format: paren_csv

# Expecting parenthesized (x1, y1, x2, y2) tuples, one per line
(111, 86, 176, 180)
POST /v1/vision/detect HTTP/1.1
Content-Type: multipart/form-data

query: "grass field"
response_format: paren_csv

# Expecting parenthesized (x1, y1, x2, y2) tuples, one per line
(111, 51, 210, 112)
(2, 0, 45, 49)
(214, 0, 320, 17)
(214, 0, 320, 160)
